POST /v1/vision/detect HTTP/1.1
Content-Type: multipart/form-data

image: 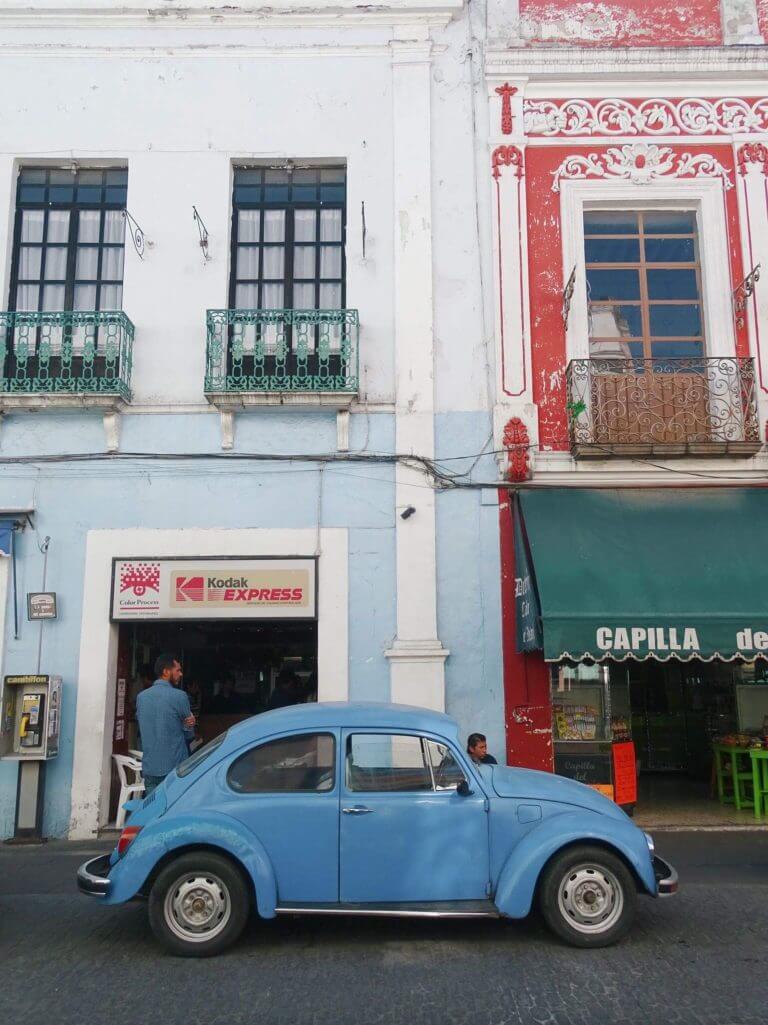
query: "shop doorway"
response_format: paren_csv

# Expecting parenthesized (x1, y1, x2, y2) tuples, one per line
(109, 619, 317, 822)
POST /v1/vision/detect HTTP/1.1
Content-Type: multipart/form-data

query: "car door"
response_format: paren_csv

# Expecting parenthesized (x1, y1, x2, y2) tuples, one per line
(217, 729, 340, 903)
(339, 730, 490, 903)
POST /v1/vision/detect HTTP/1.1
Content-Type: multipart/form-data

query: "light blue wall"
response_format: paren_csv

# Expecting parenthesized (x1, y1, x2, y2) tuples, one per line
(0, 408, 504, 836)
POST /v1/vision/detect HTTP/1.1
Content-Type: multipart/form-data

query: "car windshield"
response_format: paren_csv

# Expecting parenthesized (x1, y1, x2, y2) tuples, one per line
(176, 732, 227, 778)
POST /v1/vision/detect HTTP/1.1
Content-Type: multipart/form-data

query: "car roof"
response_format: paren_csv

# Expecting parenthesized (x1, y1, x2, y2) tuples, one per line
(225, 701, 460, 742)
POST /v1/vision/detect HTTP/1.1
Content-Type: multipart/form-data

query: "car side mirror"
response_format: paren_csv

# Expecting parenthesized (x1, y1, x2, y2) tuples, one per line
(456, 779, 473, 796)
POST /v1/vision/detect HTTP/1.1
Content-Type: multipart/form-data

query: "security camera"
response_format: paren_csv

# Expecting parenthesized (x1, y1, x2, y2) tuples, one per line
(400, 506, 416, 520)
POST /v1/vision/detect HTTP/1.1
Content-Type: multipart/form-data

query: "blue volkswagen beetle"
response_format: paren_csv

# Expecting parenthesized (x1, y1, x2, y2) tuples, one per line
(78, 702, 677, 956)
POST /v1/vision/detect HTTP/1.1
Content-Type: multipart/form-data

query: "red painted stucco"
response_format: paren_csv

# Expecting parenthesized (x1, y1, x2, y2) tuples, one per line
(520, 0, 723, 47)
(521, 137, 746, 452)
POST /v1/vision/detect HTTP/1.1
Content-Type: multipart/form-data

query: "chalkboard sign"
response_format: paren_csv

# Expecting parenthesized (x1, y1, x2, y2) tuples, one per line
(555, 753, 612, 786)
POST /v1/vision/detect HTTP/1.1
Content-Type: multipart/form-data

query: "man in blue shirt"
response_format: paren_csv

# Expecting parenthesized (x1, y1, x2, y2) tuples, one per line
(136, 654, 196, 794)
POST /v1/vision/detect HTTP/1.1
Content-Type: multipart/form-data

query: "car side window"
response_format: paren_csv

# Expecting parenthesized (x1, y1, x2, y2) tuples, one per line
(424, 739, 466, 790)
(227, 733, 336, 793)
(346, 734, 434, 792)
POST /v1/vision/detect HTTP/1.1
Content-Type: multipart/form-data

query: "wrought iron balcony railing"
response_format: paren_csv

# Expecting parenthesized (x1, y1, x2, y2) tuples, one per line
(0, 310, 134, 402)
(205, 308, 359, 401)
(566, 356, 761, 458)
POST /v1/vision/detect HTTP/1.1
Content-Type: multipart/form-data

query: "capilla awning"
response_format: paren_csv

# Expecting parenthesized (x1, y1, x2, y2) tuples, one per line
(514, 487, 768, 663)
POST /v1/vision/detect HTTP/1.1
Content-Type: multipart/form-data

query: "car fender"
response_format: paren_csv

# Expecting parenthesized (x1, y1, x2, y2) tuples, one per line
(493, 809, 656, 919)
(103, 810, 278, 918)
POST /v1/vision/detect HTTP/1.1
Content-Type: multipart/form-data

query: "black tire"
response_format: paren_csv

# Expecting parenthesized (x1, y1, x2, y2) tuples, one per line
(538, 844, 637, 948)
(148, 852, 251, 957)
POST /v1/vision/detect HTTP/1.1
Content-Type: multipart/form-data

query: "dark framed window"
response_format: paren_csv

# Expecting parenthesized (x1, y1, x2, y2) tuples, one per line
(346, 734, 436, 793)
(584, 210, 705, 361)
(9, 167, 128, 313)
(227, 733, 336, 793)
(230, 166, 346, 311)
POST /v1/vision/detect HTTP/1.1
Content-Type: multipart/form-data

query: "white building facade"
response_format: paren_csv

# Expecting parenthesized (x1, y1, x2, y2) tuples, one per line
(0, 1, 506, 838)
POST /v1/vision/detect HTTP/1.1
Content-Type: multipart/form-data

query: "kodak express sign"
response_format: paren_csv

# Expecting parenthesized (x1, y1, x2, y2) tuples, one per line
(111, 558, 316, 621)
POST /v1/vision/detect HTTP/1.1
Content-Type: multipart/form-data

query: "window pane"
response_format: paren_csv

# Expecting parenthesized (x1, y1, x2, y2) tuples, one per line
(319, 283, 341, 309)
(320, 209, 342, 242)
(46, 210, 70, 244)
(238, 209, 261, 243)
(647, 269, 699, 301)
(320, 246, 342, 279)
(425, 740, 466, 790)
(15, 284, 39, 311)
(586, 268, 640, 301)
(294, 246, 316, 279)
(237, 246, 260, 279)
(294, 209, 316, 242)
(584, 238, 640, 263)
(650, 304, 702, 337)
(263, 210, 285, 243)
(103, 211, 125, 245)
(42, 285, 65, 311)
(21, 210, 44, 243)
(78, 210, 101, 243)
(227, 733, 335, 793)
(74, 283, 97, 310)
(99, 283, 122, 310)
(643, 211, 696, 235)
(347, 734, 432, 792)
(583, 211, 638, 235)
(75, 248, 99, 280)
(261, 283, 284, 308)
(18, 247, 42, 280)
(43, 247, 68, 280)
(294, 283, 316, 309)
(235, 283, 258, 309)
(589, 303, 642, 339)
(101, 247, 124, 281)
(650, 340, 705, 359)
(320, 168, 346, 183)
(262, 247, 285, 279)
(645, 237, 695, 263)
(265, 184, 290, 202)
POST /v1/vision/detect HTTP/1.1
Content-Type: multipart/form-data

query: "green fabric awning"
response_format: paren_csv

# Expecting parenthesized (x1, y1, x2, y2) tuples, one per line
(515, 487, 768, 663)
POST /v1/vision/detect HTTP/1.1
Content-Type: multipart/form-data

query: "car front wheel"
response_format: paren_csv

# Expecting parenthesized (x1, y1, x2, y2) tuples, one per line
(148, 852, 251, 957)
(538, 844, 637, 948)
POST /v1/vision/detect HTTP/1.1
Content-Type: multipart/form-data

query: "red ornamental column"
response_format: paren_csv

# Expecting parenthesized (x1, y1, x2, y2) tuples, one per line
(498, 419, 553, 771)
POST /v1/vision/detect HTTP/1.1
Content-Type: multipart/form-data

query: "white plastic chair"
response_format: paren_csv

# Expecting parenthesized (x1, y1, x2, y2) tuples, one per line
(113, 754, 145, 830)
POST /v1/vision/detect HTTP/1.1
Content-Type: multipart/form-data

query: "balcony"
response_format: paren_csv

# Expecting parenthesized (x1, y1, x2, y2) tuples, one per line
(205, 308, 359, 408)
(566, 357, 762, 458)
(0, 310, 134, 409)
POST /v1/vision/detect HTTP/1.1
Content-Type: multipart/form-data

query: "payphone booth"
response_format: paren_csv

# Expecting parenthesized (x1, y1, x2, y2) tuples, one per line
(1, 675, 61, 842)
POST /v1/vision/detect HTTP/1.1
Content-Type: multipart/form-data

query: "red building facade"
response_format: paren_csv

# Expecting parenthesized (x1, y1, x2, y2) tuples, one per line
(486, 3, 768, 787)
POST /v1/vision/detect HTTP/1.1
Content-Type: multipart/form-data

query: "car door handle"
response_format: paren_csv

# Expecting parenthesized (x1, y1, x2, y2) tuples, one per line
(342, 805, 373, 815)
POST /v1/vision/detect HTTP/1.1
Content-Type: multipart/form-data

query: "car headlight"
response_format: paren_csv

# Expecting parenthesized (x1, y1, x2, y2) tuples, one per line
(644, 831, 655, 854)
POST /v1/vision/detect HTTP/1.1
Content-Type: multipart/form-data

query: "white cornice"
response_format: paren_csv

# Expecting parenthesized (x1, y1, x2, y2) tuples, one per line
(486, 45, 768, 83)
(0, 1, 463, 29)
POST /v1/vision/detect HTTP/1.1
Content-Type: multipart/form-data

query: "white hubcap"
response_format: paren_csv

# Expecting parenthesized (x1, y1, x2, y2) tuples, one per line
(164, 873, 232, 943)
(557, 863, 624, 935)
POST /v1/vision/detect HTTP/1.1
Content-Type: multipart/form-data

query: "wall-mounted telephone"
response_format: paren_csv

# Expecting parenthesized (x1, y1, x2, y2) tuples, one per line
(19, 693, 45, 748)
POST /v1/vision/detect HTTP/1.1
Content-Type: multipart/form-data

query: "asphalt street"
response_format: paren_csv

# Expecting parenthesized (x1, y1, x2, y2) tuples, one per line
(1, 831, 767, 1025)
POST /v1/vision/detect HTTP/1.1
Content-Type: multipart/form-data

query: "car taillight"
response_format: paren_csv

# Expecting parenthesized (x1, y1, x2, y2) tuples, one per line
(117, 825, 141, 856)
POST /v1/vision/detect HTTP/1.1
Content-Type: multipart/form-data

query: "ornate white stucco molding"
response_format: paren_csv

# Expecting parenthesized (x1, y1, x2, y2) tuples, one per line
(551, 144, 734, 193)
(526, 97, 768, 138)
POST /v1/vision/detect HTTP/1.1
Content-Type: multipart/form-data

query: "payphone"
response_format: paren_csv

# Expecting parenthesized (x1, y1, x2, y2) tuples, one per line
(1, 675, 62, 842)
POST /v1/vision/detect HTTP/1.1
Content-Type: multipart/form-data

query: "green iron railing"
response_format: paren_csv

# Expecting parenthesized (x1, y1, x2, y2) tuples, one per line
(0, 310, 134, 399)
(205, 308, 359, 394)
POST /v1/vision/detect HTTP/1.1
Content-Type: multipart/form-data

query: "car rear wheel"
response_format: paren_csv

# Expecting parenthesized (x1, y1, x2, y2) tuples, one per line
(538, 845, 637, 948)
(148, 852, 250, 957)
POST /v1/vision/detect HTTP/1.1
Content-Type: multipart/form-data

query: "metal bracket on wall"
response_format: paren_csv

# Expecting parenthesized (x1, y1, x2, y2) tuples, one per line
(562, 266, 577, 327)
(193, 206, 212, 263)
(733, 263, 761, 329)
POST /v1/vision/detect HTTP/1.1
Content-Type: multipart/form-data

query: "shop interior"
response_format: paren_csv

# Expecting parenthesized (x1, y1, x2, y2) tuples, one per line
(551, 660, 768, 826)
(108, 619, 317, 822)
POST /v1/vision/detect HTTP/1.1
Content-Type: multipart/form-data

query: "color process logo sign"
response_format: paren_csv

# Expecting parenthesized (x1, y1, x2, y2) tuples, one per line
(112, 559, 315, 620)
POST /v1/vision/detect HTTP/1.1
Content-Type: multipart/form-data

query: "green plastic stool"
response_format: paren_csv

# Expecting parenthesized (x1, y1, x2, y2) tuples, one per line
(714, 744, 756, 811)
(749, 749, 768, 820)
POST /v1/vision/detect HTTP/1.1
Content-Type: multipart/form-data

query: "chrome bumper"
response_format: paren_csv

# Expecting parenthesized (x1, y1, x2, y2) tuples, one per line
(77, 853, 112, 897)
(652, 854, 679, 897)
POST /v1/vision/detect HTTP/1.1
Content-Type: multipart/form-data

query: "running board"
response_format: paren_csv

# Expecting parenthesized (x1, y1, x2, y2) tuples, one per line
(275, 900, 499, 919)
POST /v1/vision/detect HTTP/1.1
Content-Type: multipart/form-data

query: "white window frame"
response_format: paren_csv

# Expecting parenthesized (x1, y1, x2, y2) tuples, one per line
(559, 179, 736, 361)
